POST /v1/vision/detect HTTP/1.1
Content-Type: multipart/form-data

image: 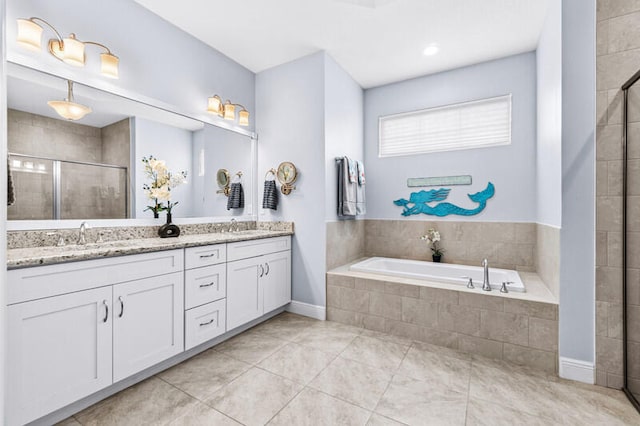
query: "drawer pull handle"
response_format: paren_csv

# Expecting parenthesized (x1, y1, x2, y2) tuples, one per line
(102, 300, 109, 323)
(199, 254, 216, 259)
(199, 282, 215, 288)
(199, 319, 215, 327)
(265, 262, 270, 276)
(118, 296, 124, 318)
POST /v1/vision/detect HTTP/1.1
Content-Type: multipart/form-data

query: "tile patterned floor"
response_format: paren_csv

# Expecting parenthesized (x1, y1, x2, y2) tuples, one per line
(59, 313, 640, 426)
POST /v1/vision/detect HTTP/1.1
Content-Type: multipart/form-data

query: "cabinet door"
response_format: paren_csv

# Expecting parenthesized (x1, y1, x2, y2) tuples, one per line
(263, 250, 292, 313)
(227, 256, 263, 330)
(7, 287, 113, 426)
(113, 272, 184, 382)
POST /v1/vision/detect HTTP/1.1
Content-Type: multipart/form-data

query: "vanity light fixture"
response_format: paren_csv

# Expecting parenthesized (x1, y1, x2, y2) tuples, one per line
(16, 17, 120, 79)
(47, 80, 92, 121)
(206, 94, 250, 126)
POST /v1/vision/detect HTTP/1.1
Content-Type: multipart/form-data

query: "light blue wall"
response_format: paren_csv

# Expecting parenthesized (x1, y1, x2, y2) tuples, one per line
(536, 0, 563, 228)
(256, 52, 327, 307)
(559, 0, 595, 364)
(324, 55, 364, 222)
(134, 118, 193, 218)
(363, 52, 537, 222)
(6, 0, 255, 131)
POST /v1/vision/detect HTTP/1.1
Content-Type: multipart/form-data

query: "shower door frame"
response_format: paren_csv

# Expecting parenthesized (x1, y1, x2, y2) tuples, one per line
(8, 152, 129, 220)
(622, 67, 640, 412)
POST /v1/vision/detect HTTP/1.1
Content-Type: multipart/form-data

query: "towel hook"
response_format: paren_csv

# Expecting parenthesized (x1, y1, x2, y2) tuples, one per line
(232, 171, 243, 183)
(264, 168, 276, 180)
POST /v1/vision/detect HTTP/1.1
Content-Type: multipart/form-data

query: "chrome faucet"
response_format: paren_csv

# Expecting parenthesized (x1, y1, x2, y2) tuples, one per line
(77, 221, 90, 245)
(482, 258, 491, 291)
(229, 218, 238, 233)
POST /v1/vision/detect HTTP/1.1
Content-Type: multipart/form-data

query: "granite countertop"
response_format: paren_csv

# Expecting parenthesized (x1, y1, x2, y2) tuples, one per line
(7, 229, 293, 269)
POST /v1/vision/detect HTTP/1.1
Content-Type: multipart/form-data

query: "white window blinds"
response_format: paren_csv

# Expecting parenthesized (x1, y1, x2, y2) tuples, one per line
(378, 94, 512, 157)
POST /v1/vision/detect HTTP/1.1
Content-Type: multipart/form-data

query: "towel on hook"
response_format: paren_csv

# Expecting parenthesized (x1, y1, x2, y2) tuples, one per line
(262, 180, 278, 210)
(338, 157, 357, 217)
(227, 182, 244, 210)
(7, 158, 15, 206)
(347, 157, 357, 184)
(356, 160, 366, 215)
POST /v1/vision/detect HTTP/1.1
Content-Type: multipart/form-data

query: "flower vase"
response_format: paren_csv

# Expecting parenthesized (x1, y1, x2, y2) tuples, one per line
(432, 254, 442, 263)
(153, 211, 159, 219)
(158, 213, 180, 238)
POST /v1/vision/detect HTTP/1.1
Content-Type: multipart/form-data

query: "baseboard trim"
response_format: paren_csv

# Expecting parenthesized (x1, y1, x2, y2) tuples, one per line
(286, 300, 326, 320)
(559, 357, 595, 384)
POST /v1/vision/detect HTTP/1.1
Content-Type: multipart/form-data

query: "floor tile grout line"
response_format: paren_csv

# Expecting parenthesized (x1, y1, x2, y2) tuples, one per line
(370, 338, 412, 420)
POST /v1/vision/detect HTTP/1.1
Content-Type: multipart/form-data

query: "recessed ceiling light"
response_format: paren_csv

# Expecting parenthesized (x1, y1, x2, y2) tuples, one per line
(423, 43, 439, 56)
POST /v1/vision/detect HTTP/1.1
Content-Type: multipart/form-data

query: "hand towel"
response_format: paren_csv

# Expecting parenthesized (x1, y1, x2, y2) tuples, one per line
(356, 160, 366, 215)
(227, 182, 244, 210)
(338, 157, 357, 217)
(347, 157, 357, 184)
(7, 158, 15, 206)
(262, 180, 278, 210)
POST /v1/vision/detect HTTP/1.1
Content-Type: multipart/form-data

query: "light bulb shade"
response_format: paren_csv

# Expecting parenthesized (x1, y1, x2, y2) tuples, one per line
(61, 36, 85, 66)
(17, 19, 43, 52)
(223, 103, 235, 121)
(207, 95, 222, 116)
(47, 100, 92, 121)
(100, 52, 119, 79)
(238, 109, 250, 126)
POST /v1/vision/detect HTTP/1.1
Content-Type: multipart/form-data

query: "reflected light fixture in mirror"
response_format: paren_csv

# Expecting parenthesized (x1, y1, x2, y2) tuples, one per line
(16, 17, 119, 79)
(206, 94, 250, 126)
(47, 80, 92, 121)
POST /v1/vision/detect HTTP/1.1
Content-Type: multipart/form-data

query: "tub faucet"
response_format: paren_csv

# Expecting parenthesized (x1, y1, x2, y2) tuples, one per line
(77, 221, 90, 245)
(482, 258, 491, 291)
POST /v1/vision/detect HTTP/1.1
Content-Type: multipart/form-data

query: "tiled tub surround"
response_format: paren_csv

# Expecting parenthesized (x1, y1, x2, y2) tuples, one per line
(326, 219, 560, 298)
(327, 263, 558, 373)
(595, 0, 640, 389)
(7, 221, 294, 268)
(326, 220, 365, 270)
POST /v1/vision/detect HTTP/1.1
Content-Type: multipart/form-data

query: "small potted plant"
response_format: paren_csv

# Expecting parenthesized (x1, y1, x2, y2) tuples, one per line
(421, 228, 444, 262)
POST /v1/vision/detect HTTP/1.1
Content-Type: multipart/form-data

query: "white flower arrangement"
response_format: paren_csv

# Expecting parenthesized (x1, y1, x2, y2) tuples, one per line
(420, 228, 444, 256)
(142, 155, 187, 216)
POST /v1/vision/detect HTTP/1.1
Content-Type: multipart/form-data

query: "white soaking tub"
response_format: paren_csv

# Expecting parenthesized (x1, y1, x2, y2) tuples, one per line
(350, 257, 525, 293)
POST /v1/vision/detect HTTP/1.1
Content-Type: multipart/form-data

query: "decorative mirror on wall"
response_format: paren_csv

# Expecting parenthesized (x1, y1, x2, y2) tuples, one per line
(276, 161, 298, 195)
(216, 168, 230, 196)
(6, 62, 257, 226)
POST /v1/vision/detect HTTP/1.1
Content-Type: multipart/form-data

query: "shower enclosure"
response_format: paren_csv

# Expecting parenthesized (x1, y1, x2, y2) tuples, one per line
(8, 153, 128, 220)
(623, 68, 640, 411)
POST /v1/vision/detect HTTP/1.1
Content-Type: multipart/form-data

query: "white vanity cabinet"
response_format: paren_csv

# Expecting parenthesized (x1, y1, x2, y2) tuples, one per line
(113, 272, 184, 381)
(6, 250, 184, 426)
(183, 243, 227, 350)
(7, 287, 113, 426)
(227, 236, 291, 330)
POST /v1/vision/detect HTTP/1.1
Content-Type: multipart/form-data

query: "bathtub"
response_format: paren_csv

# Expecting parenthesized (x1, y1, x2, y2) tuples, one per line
(350, 257, 525, 293)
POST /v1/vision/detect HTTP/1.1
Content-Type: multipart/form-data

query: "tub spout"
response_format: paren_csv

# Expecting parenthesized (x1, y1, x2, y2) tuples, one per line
(482, 258, 491, 291)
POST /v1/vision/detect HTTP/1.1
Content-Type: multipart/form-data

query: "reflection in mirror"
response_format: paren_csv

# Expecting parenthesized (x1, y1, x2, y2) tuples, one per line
(6, 63, 255, 223)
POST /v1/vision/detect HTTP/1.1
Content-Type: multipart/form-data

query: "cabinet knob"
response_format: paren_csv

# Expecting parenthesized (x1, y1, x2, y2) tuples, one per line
(102, 300, 109, 323)
(118, 296, 124, 318)
(265, 262, 270, 276)
(259, 264, 264, 277)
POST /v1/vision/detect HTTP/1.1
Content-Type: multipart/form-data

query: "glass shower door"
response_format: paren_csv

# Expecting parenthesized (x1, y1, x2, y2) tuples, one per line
(625, 72, 640, 408)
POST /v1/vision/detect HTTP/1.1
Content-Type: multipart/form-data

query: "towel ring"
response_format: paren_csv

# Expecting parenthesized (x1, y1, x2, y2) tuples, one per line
(264, 168, 276, 180)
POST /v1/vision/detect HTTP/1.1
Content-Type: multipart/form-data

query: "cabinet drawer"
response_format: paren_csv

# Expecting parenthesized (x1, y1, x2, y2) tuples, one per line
(184, 244, 226, 270)
(227, 236, 291, 261)
(8, 250, 184, 305)
(185, 299, 226, 350)
(185, 264, 226, 310)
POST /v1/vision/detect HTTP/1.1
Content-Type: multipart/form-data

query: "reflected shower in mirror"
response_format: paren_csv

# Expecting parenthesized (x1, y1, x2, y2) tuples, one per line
(6, 63, 254, 222)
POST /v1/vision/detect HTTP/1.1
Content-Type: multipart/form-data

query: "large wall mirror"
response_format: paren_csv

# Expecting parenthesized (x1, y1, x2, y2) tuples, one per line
(7, 63, 256, 227)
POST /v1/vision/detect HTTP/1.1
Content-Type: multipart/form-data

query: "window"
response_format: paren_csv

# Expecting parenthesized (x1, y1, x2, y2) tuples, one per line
(378, 94, 512, 157)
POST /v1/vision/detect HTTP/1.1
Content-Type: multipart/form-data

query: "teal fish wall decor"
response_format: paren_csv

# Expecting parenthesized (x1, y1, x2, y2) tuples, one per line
(393, 182, 495, 217)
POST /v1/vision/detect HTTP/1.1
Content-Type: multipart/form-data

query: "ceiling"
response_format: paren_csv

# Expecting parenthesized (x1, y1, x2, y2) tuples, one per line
(134, 0, 551, 88)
